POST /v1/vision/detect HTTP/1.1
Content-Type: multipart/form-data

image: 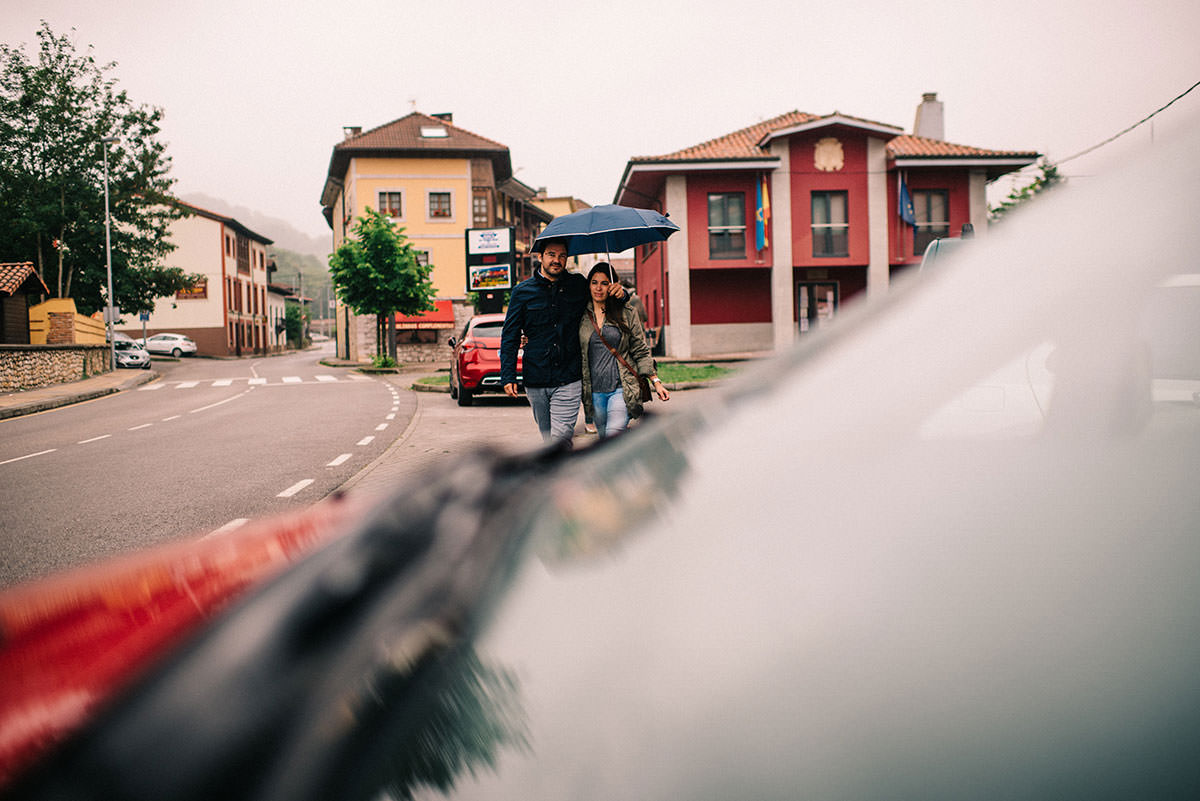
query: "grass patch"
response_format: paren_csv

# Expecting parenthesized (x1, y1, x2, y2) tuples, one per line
(416, 374, 450, 385)
(657, 363, 734, 383)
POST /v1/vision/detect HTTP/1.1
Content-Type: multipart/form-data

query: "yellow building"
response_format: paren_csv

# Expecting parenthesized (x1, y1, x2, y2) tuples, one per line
(320, 112, 550, 362)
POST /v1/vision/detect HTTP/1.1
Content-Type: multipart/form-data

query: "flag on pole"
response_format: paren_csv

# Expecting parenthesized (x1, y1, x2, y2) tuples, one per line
(756, 173, 771, 250)
(898, 173, 916, 228)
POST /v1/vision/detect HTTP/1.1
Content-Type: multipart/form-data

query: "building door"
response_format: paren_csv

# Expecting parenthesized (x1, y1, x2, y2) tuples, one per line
(797, 281, 839, 334)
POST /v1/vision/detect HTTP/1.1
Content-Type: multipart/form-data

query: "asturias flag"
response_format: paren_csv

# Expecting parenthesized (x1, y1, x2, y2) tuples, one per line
(756, 174, 771, 250)
(899, 175, 917, 228)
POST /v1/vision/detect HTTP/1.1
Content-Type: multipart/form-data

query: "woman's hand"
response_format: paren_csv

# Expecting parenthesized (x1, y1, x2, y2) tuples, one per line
(652, 378, 670, 402)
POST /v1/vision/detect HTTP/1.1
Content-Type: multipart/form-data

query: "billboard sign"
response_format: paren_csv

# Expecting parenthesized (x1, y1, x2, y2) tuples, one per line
(465, 227, 514, 292)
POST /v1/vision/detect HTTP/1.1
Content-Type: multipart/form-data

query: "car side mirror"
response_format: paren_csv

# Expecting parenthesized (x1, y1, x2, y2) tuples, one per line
(447, 337, 457, 348)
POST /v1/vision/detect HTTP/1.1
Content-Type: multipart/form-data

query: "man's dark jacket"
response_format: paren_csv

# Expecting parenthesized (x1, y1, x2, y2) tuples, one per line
(500, 270, 591, 388)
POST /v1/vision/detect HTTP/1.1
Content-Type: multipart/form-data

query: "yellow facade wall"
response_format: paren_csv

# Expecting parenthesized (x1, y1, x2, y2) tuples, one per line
(342, 156, 473, 298)
(28, 298, 106, 345)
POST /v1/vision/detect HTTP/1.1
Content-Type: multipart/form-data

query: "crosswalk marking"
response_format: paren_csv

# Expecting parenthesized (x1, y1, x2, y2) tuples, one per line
(136, 375, 381, 390)
(282, 376, 302, 383)
(212, 379, 233, 386)
(249, 378, 267, 385)
(177, 381, 199, 389)
(315, 374, 337, 382)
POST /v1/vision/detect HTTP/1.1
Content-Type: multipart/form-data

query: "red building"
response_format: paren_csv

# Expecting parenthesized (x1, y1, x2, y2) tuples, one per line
(615, 94, 1039, 357)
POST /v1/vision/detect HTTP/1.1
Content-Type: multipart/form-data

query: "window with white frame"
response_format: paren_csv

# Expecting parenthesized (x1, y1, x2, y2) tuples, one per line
(428, 191, 453, 220)
(473, 194, 489, 227)
(414, 249, 431, 267)
(378, 191, 403, 218)
(707, 192, 746, 259)
(811, 191, 849, 257)
(912, 189, 950, 255)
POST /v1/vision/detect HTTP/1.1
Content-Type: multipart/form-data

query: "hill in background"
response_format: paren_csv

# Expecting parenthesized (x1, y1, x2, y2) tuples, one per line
(181, 192, 333, 315)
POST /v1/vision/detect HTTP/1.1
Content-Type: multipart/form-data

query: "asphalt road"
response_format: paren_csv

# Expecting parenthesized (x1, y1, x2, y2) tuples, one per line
(0, 343, 405, 588)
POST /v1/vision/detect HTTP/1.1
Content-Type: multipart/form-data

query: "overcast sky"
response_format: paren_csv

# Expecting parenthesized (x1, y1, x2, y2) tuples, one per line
(3, 0, 1197, 244)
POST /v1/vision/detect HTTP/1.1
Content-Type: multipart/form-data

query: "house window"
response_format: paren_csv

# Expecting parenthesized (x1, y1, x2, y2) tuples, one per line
(811, 191, 849, 257)
(428, 191, 452, 219)
(414, 249, 430, 267)
(378, 191, 403, 218)
(707, 193, 745, 259)
(473, 194, 489, 227)
(912, 189, 950, 255)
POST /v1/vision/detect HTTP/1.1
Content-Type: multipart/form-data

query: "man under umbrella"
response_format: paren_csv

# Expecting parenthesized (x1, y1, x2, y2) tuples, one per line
(500, 239, 624, 445)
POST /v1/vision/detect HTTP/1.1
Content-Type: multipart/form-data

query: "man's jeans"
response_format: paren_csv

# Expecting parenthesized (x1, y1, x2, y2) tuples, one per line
(526, 381, 581, 444)
(591, 388, 629, 439)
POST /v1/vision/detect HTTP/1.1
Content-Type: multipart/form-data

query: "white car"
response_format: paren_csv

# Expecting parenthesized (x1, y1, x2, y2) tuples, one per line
(139, 333, 197, 357)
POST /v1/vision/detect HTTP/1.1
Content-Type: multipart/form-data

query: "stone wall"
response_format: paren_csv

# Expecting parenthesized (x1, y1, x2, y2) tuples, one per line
(0, 345, 111, 392)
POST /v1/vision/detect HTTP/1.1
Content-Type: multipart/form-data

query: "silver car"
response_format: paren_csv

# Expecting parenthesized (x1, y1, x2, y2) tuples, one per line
(112, 339, 151, 369)
(139, 333, 197, 357)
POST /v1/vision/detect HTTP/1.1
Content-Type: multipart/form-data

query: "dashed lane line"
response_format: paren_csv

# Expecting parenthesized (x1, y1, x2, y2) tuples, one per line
(327, 453, 352, 467)
(204, 518, 249, 539)
(0, 448, 57, 466)
(375, 423, 388, 431)
(277, 478, 314, 498)
(357, 436, 375, 446)
(78, 434, 111, 444)
(128, 423, 153, 431)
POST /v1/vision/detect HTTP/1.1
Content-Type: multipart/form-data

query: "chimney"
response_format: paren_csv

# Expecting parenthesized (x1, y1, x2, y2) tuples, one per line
(432, 112, 453, 124)
(343, 126, 362, 140)
(913, 92, 944, 140)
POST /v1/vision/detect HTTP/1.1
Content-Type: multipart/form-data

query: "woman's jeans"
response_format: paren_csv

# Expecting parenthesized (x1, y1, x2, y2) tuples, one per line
(591, 388, 628, 438)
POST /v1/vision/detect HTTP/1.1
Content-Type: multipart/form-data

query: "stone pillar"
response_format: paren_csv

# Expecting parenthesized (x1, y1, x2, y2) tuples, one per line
(664, 174, 691, 359)
(968, 169, 989, 239)
(769, 141, 794, 350)
(867, 137, 890, 299)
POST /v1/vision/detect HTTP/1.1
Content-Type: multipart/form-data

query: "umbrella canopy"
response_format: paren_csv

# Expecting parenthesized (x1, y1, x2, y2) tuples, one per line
(531, 205, 679, 256)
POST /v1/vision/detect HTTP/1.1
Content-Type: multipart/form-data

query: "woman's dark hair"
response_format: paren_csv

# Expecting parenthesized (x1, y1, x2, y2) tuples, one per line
(587, 262, 630, 336)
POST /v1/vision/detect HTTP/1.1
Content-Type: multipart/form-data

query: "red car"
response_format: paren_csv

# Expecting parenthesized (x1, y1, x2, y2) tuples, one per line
(448, 313, 521, 406)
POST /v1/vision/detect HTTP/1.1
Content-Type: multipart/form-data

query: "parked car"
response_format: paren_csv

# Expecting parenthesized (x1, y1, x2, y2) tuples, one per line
(447, 313, 521, 406)
(112, 339, 151, 369)
(3, 117, 1199, 801)
(139, 333, 197, 357)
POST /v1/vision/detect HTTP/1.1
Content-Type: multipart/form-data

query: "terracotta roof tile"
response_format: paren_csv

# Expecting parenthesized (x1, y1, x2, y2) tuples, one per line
(0, 262, 48, 296)
(631, 112, 1038, 164)
(337, 112, 509, 154)
(887, 134, 1039, 159)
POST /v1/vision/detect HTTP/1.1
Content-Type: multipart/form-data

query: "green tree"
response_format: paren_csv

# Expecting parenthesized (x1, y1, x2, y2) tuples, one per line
(989, 160, 1064, 224)
(328, 208, 435, 360)
(284, 302, 308, 349)
(0, 22, 197, 316)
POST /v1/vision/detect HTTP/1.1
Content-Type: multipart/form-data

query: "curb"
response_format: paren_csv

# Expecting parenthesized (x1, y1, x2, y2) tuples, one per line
(0, 370, 158, 420)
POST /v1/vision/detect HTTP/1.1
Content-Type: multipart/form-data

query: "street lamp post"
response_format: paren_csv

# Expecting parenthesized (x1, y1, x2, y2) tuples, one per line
(102, 136, 120, 371)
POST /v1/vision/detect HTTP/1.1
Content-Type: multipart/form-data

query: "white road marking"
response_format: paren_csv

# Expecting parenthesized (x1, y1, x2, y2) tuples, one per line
(212, 379, 233, 387)
(190, 389, 252, 414)
(177, 381, 199, 389)
(204, 518, 249, 538)
(249, 378, 267, 385)
(0, 448, 57, 466)
(357, 436, 375, 446)
(315, 374, 337, 382)
(78, 434, 112, 444)
(386, 413, 395, 420)
(375, 423, 388, 431)
(277, 478, 314, 498)
(128, 423, 152, 431)
(162, 415, 181, 421)
(327, 453, 352, 467)
(348, 374, 371, 381)
(138, 384, 164, 391)
(282, 376, 302, 383)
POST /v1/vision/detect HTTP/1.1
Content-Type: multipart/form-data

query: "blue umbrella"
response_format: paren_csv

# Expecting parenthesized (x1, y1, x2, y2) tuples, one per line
(531, 204, 679, 256)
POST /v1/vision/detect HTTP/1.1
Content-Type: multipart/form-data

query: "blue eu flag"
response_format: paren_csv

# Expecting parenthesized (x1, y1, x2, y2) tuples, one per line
(899, 177, 917, 228)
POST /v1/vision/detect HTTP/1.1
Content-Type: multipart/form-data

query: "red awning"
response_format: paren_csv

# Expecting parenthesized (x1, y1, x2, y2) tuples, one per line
(393, 299, 455, 330)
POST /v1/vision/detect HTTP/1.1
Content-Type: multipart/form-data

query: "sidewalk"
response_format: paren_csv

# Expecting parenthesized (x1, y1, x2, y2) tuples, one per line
(0, 369, 158, 420)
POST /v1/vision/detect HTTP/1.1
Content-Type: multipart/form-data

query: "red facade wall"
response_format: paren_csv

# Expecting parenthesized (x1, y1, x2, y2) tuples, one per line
(790, 130, 872, 268)
(690, 269, 772, 325)
(888, 168, 971, 263)
(684, 172, 773, 269)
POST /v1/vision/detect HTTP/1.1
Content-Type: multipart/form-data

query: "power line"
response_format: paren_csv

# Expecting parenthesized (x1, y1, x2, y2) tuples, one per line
(1052, 79, 1200, 166)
